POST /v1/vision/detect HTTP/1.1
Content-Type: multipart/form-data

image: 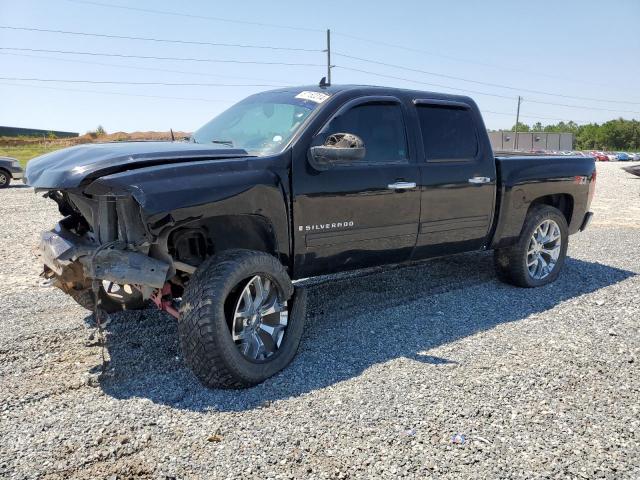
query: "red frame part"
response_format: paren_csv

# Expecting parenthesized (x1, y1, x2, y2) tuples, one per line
(150, 282, 180, 319)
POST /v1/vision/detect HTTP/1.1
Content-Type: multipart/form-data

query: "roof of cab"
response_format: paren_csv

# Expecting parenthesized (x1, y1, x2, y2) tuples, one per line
(265, 84, 476, 104)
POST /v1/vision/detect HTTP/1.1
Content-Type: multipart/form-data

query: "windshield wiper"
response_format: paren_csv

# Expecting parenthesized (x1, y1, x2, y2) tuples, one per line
(211, 139, 234, 147)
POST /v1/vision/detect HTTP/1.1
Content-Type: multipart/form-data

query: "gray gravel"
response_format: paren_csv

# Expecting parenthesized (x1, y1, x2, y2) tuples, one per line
(1, 163, 639, 479)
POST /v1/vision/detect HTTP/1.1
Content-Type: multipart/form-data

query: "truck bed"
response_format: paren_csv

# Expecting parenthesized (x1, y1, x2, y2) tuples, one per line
(490, 154, 596, 248)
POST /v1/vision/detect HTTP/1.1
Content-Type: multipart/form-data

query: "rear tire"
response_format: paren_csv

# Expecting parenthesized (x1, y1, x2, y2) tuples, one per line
(179, 249, 306, 389)
(494, 205, 568, 287)
(0, 169, 10, 189)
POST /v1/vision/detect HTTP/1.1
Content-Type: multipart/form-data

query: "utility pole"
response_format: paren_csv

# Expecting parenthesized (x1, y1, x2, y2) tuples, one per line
(514, 95, 522, 151)
(326, 29, 332, 86)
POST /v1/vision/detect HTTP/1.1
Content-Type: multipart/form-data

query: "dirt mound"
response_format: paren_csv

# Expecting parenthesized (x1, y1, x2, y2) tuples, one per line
(0, 131, 192, 147)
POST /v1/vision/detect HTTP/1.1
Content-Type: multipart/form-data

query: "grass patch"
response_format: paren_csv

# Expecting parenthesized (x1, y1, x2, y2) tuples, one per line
(0, 130, 189, 168)
(0, 145, 66, 168)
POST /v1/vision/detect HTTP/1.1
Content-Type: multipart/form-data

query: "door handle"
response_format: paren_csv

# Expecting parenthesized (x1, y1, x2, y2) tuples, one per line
(387, 181, 417, 190)
(468, 176, 491, 184)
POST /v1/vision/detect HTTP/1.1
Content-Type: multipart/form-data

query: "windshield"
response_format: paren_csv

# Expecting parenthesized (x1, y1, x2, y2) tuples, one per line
(192, 90, 328, 156)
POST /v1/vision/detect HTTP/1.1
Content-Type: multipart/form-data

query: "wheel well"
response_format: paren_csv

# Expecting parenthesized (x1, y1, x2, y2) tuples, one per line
(0, 167, 10, 178)
(168, 215, 278, 267)
(529, 194, 574, 225)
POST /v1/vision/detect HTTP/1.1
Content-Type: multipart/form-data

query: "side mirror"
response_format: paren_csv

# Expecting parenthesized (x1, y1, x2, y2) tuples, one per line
(309, 133, 366, 170)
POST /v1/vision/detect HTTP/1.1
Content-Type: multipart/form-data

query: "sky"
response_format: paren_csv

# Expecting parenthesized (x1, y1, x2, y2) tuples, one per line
(1, 0, 639, 134)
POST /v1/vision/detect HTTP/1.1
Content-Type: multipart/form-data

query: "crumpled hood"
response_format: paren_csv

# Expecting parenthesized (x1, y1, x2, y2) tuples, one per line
(25, 141, 250, 189)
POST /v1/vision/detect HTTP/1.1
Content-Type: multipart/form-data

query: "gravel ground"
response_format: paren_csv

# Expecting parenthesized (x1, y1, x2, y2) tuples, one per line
(1, 162, 639, 479)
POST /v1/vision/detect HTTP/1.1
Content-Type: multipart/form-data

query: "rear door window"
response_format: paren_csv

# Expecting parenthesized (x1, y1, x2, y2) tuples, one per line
(416, 104, 478, 161)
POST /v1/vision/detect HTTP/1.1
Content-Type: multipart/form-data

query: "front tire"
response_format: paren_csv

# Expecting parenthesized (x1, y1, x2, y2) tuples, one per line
(179, 249, 306, 389)
(494, 205, 568, 287)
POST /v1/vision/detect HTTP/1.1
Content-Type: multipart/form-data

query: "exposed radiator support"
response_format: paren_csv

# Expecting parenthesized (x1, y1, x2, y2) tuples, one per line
(96, 196, 117, 243)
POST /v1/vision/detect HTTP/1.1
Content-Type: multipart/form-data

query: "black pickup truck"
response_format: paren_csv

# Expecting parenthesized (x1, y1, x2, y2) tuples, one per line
(26, 85, 596, 388)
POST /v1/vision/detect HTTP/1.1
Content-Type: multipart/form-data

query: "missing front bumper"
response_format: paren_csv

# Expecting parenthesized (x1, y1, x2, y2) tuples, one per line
(39, 227, 170, 288)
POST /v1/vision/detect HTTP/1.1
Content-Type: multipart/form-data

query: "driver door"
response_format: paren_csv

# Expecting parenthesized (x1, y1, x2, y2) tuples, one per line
(292, 96, 421, 278)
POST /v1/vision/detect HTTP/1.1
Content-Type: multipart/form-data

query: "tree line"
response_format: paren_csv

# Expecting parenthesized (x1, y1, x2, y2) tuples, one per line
(505, 118, 640, 151)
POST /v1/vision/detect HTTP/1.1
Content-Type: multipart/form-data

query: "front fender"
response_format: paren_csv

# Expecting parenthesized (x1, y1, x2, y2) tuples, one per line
(85, 159, 290, 264)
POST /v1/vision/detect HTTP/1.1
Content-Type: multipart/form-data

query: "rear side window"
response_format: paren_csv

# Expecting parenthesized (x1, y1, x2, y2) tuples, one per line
(324, 103, 408, 164)
(416, 105, 478, 161)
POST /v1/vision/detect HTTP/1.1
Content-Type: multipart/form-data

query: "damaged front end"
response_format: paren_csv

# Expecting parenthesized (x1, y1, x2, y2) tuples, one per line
(26, 141, 259, 318)
(39, 191, 174, 314)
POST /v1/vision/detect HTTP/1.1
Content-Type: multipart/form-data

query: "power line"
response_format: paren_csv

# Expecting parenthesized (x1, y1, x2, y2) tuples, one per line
(0, 26, 321, 52)
(50, 1, 624, 97)
(0, 52, 289, 84)
(64, 0, 324, 33)
(0, 76, 287, 87)
(332, 30, 618, 91)
(0, 81, 234, 103)
(335, 65, 515, 100)
(523, 97, 640, 115)
(481, 110, 582, 123)
(0, 47, 325, 67)
(335, 65, 640, 115)
(0, 81, 588, 124)
(34, 0, 638, 108)
(333, 52, 640, 105)
(5, 44, 632, 109)
(52, 0, 624, 99)
(5, 67, 636, 116)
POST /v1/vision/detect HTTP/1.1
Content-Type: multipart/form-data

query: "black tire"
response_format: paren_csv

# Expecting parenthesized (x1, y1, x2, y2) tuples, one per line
(179, 249, 306, 389)
(0, 169, 10, 189)
(494, 205, 569, 288)
(69, 284, 147, 313)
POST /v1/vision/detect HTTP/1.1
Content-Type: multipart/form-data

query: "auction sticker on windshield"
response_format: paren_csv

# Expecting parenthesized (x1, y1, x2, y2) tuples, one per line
(295, 91, 330, 103)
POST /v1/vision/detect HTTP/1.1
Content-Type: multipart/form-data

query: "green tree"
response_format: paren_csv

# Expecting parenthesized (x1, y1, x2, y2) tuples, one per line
(87, 125, 107, 139)
(510, 122, 530, 132)
(575, 124, 600, 150)
(501, 118, 640, 151)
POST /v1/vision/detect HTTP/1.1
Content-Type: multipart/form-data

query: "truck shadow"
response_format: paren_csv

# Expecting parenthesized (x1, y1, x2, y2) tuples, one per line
(96, 252, 634, 412)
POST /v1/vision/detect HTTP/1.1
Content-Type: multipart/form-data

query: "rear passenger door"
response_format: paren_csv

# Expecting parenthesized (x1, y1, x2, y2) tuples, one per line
(412, 99, 497, 258)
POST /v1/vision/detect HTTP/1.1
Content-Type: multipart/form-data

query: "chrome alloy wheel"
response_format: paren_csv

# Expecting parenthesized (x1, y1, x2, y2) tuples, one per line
(231, 275, 288, 361)
(0, 172, 7, 186)
(527, 219, 562, 280)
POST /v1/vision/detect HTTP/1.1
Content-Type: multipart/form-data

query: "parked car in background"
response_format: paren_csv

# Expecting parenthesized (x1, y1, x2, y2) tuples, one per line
(0, 156, 24, 188)
(616, 152, 630, 161)
(606, 152, 618, 161)
(630, 153, 640, 161)
(591, 151, 609, 161)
